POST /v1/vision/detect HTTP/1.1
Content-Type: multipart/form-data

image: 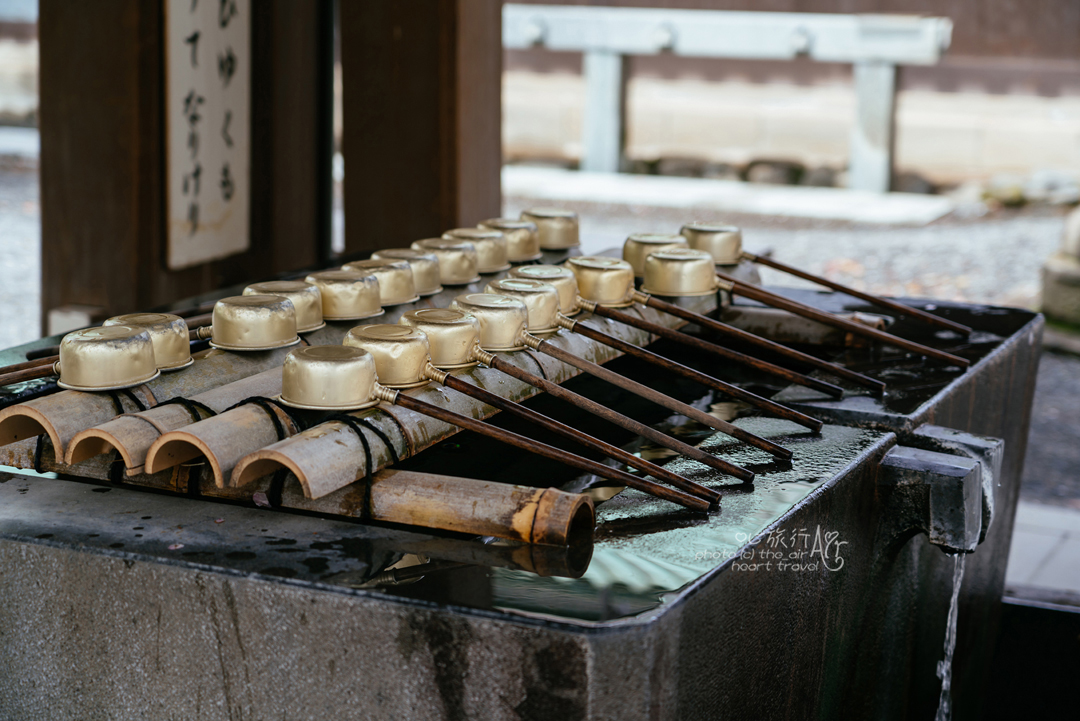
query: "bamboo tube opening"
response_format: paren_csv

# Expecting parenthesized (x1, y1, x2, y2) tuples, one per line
(65, 430, 125, 467)
(534, 488, 597, 547)
(145, 433, 221, 480)
(233, 456, 294, 490)
(0, 409, 59, 455)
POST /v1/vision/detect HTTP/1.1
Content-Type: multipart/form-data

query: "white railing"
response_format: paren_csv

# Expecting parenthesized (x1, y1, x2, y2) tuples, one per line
(504, 4, 952, 193)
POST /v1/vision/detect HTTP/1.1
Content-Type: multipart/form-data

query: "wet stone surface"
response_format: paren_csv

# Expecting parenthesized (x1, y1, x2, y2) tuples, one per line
(488, 419, 890, 623)
(0, 415, 891, 626)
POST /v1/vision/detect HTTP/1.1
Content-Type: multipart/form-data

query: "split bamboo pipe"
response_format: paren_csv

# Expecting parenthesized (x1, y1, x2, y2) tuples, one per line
(560, 316, 823, 432)
(0, 314, 353, 460)
(742, 252, 973, 336)
(478, 350, 755, 482)
(715, 271, 971, 367)
(520, 334, 793, 461)
(145, 401, 302, 483)
(635, 292, 886, 393)
(580, 300, 846, 399)
(381, 388, 711, 513)
(66, 368, 284, 471)
(435, 370, 721, 506)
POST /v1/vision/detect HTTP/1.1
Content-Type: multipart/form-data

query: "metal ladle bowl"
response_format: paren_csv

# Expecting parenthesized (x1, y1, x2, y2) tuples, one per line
(449, 293, 530, 352)
(410, 238, 481, 286)
(304, 269, 385, 322)
(278, 345, 381, 411)
(371, 248, 444, 296)
(57, 325, 161, 391)
(341, 259, 421, 307)
(209, 295, 300, 351)
(565, 256, 636, 307)
(479, 218, 541, 262)
(243, 280, 325, 332)
(680, 222, 743, 265)
(442, 227, 510, 274)
(399, 308, 482, 369)
(521, 207, 579, 250)
(640, 248, 721, 297)
(343, 324, 433, 389)
(509, 264, 581, 316)
(484, 278, 561, 336)
(622, 233, 688, 276)
(103, 313, 193, 371)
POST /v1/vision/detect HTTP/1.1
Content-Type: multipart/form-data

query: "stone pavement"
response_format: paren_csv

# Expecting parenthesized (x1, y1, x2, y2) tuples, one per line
(1006, 502, 1080, 600)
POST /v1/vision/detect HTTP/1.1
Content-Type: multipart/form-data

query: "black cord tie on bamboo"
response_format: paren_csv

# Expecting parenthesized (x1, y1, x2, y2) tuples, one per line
(105, 388, 148, 415)
(320, 413, 401, 521)
(153, 397, 217, 423)
(105, 391, 125, 415)
(224, 396, 298, 442)
(32, 434, 45, 474)
(109, 450, 126, 484)
(224, 396, 310, 509)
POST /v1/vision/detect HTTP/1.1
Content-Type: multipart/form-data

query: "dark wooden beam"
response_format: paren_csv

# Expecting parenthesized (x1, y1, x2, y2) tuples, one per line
(38, 0, 332, 333)
(339, 0, 502, 259)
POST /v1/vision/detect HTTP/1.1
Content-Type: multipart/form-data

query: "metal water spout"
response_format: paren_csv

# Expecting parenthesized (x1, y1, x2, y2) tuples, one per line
(877, 424, 1003, 554)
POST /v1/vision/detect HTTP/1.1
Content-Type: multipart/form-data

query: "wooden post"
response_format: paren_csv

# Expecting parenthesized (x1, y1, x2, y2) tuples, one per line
(38, 0, 332, 334)
(339, 0, 502, 258)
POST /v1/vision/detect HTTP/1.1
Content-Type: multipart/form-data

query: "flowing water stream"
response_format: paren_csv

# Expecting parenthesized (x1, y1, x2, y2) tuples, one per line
(935, 552, 967, 721)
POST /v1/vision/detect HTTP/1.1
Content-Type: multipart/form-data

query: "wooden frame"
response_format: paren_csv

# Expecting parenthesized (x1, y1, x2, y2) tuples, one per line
(38, 0, 333, 331)
(339, 0, 502, 258)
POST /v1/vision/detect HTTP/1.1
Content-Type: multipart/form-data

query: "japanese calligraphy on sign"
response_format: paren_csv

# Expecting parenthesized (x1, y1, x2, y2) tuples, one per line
(166, 0, 250, 269)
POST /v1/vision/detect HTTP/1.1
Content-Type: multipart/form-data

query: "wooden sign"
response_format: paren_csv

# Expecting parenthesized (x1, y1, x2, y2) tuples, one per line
(165, 0, 251, 270)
